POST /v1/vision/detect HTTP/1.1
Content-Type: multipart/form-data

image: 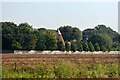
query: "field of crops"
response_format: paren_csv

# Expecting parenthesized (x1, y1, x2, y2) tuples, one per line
(1, 54, 120, 78)
(2, 54, 119, 65)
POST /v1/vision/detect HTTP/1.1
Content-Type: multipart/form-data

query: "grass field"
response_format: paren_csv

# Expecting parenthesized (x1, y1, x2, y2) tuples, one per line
(1, 54, 120, 78)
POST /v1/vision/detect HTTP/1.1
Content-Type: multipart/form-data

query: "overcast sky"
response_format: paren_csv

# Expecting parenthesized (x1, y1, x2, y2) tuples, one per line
(1, 1, 118, 31)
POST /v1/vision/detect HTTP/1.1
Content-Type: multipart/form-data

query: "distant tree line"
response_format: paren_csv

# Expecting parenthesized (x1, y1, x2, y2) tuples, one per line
(1, 22, 120, 52)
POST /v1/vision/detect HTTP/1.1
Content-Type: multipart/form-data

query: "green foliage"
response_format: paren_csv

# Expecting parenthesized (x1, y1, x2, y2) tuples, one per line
(83, 25, 120, 51)
(100, 45, 107, 52)
(72, 27, 82, 41)
(88, 42, 95, 52)
(59, 25, 82, 41)
(1, 22, 17, 50)
(90, 34, 113, 51)
(35, 64, 56, 78)
(18, 23, 33, 34)
(22, 34, 37, 50)
(1, 22, 120, 51)
(82, 29, 95, 41)
(45, 31, 57, 51)
(35, 29, 57, 51)
(54, 60, 79, 78)
(77, 40, 83, 52)
(78, 63, 118, 78)
(112, 42, 120, 51)
(65, 42, 71, 52)
(71, 39, 77, 52)
(2, 71, 32, 78)
(2, 61, 118, 78)
(106, 64, 118, 77)
(94, 43, 100, 51)
(17, 23, 37, 50)
(95, 25, 119, 40)
(12, 42, 22, 50)
(1, 22, 37, 50)
(35, 34, 46, 51)
(83, 42, 89, 51)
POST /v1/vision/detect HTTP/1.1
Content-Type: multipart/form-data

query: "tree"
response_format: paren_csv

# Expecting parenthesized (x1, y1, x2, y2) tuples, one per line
(94, 43, 100, 51)
(20, 33, 37, 50)
(12, 42, 22, 50)
(95, 25, 119, 40)
(83, 24, 120, 51)
(83, 42, 89, 51)
(65, 42, 71, 52)
(59, 25, 82, 41)
(12, 23, 37, 50)
(71, 40, 77, 52)
(19, 23, 37, 50)
(1, 22, 18, 50)
(112, 41, 120, 51)
(35, 28, 47, 51)
(82, 29, 95, 41)
(2, 22, 120, 52)
(72, 28, 82, 41)
(57, 41, 65, 51)
(77, 40, 83, 52)
(2, 36, 12, 50)
(88, 42, 95, 52)
(35, 29, 58, 51)
(45, 31, 57, 51)
(18, 23, 33, 34)
(35, 34, 46, 51)
(100, 45, 107, 52)
(90, 34, 113, 51)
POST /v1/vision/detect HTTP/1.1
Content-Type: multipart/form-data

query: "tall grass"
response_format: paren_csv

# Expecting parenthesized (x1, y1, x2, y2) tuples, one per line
(2, 60, 119, 78)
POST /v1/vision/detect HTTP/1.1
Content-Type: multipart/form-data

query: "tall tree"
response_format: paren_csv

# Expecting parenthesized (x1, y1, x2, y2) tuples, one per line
(1, 22, 18, 50)
(71, 39, 77, 52)
(90, 34, 113, 51)
(21, 34, 37, 50)
(34, 29, 47, 51)
(45, 31, 57, 51)
(18, 23, 37, 50)
(83, 42, 89, 51)
(59, 25, 82, 41)
(94, 43, 100, 51)
(77, 40, 83, 52)
(88, 42, 95, 52)
(65, 41, 71, 52)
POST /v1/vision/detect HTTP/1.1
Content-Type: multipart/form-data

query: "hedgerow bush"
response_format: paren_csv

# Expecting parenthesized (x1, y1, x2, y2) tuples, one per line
(35, 64, 56, 78)
(54, 60, 79, 78)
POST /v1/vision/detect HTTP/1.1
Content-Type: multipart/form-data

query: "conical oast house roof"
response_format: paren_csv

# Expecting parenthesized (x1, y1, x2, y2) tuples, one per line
(57, 29, 65, 44)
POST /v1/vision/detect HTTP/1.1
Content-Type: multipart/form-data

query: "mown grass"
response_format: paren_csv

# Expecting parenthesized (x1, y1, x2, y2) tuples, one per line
(2, 60, 119, 78)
